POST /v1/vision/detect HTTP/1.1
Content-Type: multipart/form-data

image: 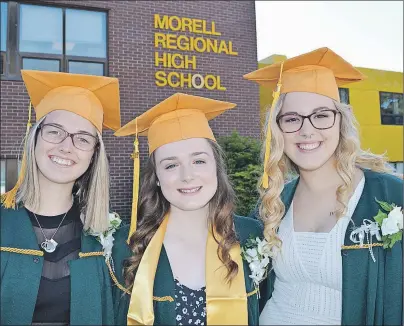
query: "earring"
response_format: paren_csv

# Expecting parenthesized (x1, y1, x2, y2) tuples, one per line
(156, 180, 160, 187)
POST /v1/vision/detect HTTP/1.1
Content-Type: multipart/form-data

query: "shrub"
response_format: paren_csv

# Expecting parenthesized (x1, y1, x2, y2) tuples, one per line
(217, 131, 262, 216)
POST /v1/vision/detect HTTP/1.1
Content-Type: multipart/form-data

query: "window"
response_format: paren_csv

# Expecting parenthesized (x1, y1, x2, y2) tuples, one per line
(22, 58, 60, 72)
(68, 61, 104, 76)
(389, 162, 404, 175)
(380, 92, 403, 125)
(338, 88, 350, 104)
(0, 159, 18, 194)
(0, 160, 5, 194)
(66, 9, 107, 58)
(1, 1, 7, 75)
(19, 5, 63, 55)
(1, 2, 107, 78)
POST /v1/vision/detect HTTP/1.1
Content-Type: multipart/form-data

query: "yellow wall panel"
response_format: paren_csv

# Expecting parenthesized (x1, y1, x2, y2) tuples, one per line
(360, 126, 403, 162)
(349, 89, 381, 126)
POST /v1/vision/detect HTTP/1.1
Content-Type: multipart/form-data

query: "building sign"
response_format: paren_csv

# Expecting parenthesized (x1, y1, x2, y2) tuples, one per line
(154, 14, 238, 91)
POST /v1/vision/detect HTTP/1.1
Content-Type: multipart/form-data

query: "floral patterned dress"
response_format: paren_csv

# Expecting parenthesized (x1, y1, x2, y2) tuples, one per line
(174, 279, 206, 325)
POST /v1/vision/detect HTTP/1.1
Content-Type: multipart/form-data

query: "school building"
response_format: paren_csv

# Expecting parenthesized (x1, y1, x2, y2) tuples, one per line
(0, 0, 260, 218)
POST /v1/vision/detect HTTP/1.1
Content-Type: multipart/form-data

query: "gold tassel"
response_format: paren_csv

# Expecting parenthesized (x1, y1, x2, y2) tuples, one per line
(261, 62, 284, 189)
(127, 119, 140, 243)
(1, 102, 33, 208)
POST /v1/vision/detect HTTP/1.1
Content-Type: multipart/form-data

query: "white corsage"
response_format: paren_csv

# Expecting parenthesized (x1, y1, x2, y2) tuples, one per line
(241, 236, 273, 297)
(86, 212, 122, 262)
(349, 198, 403, 262)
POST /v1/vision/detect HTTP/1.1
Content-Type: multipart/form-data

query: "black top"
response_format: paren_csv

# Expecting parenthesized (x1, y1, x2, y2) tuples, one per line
(26, 203, 82, 325)
(174, 278, 206, 326)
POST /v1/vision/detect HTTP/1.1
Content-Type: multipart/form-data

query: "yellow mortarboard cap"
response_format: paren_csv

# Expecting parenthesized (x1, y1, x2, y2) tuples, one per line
(114, 92, 237, 242)
(243, 47, 367, 189)
(115, 92, 236, 152)
(1, 70, 121, 209)
(21, 70, 121, 132)
(244, 47, 366, 102)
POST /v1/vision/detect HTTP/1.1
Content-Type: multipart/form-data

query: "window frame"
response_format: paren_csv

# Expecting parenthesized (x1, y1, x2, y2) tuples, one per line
(0, 51, 5, 76)
(66, 56, 107, 76)
(0, 158, 19, 194)
(338, 87, 350, 105)
(1, 1, 109, 79)
(1, 1, 10, 76)
(379, 91, 403, 126)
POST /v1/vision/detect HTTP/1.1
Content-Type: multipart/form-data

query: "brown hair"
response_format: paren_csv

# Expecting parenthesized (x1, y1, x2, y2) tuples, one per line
(124, 140, 239, 290)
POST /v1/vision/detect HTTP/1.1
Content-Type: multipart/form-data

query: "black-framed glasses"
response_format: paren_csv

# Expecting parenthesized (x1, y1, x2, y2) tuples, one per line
(38, 124, 98, 151)
(277, 109, 340, 133)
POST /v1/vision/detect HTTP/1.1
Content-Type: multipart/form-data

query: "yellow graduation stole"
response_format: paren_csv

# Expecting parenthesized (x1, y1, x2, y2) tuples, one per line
(127, 214, 248, 325)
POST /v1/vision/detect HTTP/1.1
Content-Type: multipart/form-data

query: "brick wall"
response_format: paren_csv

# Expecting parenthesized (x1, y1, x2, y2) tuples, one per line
(0, 0, 260, 218)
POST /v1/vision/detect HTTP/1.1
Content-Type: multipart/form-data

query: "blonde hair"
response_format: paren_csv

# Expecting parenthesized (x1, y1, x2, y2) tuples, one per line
(16, 116, 110, 233)
(260, 94, 393, 252)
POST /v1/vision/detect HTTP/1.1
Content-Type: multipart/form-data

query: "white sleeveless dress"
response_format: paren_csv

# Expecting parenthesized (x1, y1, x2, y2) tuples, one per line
(260, 177, 365, 325)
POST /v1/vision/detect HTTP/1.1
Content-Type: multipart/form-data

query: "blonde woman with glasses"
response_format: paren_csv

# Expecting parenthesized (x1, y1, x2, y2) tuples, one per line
(245, 47, 403, 325)
(1, 70, 130, 326)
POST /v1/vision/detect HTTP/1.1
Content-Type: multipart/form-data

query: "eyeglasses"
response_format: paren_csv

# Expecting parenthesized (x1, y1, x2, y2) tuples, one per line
(38, 124, 98, 151)
(277, 109, 340, 133)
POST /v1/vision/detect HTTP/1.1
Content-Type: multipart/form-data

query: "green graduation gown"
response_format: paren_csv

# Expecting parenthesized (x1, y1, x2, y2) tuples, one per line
(256, 169, 403, 325)
(0, 206, 131, 326)
(119, 214, 265, 325)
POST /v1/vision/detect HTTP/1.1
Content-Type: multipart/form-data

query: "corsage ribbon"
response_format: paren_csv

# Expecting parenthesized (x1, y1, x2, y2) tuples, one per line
(349, 219, 382, 262)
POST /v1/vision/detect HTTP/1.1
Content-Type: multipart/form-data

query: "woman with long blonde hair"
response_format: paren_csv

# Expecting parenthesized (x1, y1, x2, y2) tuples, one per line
(114, 93, 265, 325)
(1, 70, 130, 325)
(244, 47, 403, 325)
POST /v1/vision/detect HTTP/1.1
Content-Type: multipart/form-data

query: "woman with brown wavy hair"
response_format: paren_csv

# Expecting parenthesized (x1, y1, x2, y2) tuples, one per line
(114, 93, 265, 325)
(244, 47, 403, 325)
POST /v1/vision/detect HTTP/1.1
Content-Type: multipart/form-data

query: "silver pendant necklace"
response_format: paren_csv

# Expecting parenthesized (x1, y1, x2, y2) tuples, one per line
(32, 208, 70, 253)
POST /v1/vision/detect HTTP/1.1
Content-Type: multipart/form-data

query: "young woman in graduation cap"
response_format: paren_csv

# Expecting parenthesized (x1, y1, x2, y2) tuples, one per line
(114, 93, 265, 325)
(1, 70, 130, 325)
(244, 47, 403, 325)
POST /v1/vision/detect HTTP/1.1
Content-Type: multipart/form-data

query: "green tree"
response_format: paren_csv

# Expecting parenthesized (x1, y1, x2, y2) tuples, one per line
(217, 131, 262, 216)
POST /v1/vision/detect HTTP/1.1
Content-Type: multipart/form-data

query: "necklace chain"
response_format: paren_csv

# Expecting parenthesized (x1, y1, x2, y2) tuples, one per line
(32, 203, 73, 253)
